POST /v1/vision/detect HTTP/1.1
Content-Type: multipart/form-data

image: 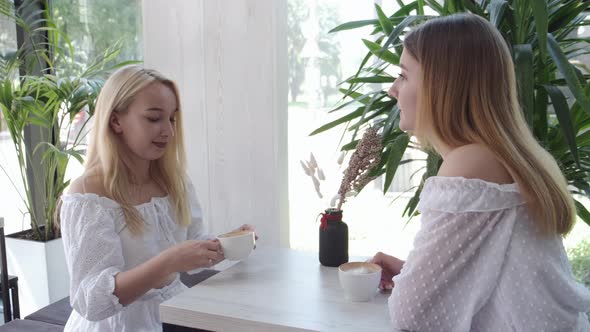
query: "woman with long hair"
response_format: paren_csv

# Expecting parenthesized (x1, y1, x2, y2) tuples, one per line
(60, 65, 254, 331)
(370, 14, 590, 331)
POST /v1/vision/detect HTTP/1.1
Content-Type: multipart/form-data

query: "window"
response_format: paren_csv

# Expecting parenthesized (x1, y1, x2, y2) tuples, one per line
(50, 0, 143, 181)
(0, 0, 142, 234)
(0, 0, 17, 132)
(288, 0, 422, 259)
(51, 0, 142, 77)
(52, 0, 142, 146)
(0, 0, 27, 235)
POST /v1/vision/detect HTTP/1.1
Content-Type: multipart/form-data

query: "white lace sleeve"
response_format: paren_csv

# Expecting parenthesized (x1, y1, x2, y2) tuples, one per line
(60, 195, 125, 321)
(388, 177, 524, 332)
(185, 180, 211, 240)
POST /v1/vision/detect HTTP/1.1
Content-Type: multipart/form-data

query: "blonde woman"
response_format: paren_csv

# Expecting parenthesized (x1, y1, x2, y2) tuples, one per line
(60, 65, 254, 331)
(370, 14, 590, 331)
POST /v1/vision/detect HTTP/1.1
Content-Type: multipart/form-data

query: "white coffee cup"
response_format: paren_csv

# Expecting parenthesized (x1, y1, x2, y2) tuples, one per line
(338, 262, 382, 302)
(217, 230, 256, 261)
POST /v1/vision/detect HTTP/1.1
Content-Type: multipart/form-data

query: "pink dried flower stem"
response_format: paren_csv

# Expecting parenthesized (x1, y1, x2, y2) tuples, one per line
(336, 127, 382, 210)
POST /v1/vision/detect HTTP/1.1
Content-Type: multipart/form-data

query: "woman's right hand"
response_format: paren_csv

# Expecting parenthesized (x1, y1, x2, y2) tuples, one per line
(164, 239, 224, 272)
(368, 251, 405, 290)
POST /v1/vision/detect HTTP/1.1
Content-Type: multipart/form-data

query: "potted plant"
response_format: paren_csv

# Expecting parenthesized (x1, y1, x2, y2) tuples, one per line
(0, 0, 135, 314)
(312, 0, 590, 226)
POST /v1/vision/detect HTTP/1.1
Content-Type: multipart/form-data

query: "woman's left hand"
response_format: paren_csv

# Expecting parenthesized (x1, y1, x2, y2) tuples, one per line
(235, 224, 259, 240)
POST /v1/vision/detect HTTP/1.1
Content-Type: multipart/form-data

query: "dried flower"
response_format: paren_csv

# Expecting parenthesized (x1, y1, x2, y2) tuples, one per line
(336, 127, 382, 210)
(311, 175, 322, 198)
(330, 194, 339, 207)
(317, 168, 325, 181)
(300, 160, 312, 176)
(301, 154, 324, 199)
(337, 151, 346, 165)
(309, 153, 318, 169)
(301, 127, 382, 209)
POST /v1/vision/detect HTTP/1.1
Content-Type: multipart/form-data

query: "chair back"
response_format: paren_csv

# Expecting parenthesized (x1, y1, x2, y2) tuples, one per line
(0, 217, 12, 322)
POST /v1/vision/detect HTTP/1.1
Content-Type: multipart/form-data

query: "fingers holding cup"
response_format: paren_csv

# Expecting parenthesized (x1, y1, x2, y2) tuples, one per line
(217, 229, 256, 261)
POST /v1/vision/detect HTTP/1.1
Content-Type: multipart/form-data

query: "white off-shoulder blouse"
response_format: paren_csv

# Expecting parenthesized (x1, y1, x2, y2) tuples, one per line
(60, 184, 210, 332)
(389, 176, 590, 332)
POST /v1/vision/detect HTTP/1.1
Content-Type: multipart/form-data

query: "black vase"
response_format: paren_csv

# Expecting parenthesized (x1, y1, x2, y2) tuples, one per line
(319, 208, 349, 267)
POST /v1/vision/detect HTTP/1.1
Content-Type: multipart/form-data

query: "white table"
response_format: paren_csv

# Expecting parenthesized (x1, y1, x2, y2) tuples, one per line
(160, 247, 392, 331)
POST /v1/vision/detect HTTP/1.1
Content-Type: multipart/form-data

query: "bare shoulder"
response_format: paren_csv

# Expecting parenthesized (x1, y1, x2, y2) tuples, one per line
(68, 172, 107, 196)
(437, 144, 513, 184)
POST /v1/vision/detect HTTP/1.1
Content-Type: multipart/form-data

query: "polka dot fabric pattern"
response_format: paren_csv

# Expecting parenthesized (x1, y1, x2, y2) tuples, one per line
(388, 176, 590, 332)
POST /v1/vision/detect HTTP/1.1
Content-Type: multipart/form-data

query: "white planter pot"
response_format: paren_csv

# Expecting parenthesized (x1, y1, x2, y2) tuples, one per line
(5, 235, 70, 316)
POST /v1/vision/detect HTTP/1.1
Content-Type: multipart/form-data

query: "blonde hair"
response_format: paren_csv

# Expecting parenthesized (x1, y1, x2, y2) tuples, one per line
(85, 65, 190, 234)
(405, 14, 575, 235)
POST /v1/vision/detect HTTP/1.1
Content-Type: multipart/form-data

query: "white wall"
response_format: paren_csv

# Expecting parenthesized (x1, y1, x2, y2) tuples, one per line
(142, 0, 289, 247)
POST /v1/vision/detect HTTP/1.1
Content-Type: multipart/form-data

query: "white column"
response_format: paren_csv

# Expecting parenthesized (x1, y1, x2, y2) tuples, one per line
(142, 0, 289, 247)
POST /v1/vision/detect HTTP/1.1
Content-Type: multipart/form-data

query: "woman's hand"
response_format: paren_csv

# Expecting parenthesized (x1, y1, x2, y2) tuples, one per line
(164, 239, 224, 272)
(235, 224, 259, 240)
(368, 252, 405, 290)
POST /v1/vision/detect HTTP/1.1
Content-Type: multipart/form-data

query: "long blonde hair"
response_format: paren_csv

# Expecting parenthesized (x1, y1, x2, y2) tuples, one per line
(406, 13, 575, 235)
(85, 65, 190, 234)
